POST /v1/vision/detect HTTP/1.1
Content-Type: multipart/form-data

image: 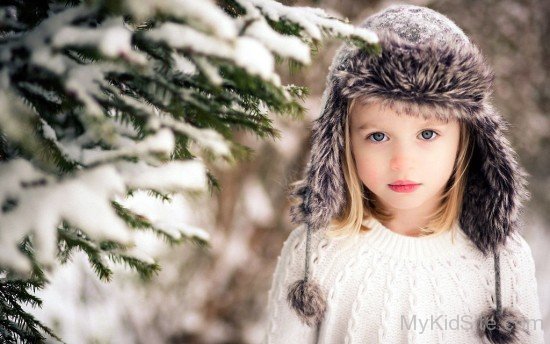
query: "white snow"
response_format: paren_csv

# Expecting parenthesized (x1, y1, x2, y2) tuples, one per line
(146, 23, 234, 58)
(118, 246, 156, 265)
(0, 158, 50, 207)
(65, 63, 118, 118)
(240, 0, 322, 40)
(115, 190, 210, 245)
(234, 37, 276, 82)
(154, 220, 211, 242)
(40, 119, 58, 141)
(53, 17, 147, 64)
(22, 5, 93, 75)
(240, 14, 311, 64)
(0, 160, 133, 274)
(237, 0, 379, 44)
(51, 128, 175, 166)
(22, 251, 140, 344)
(0, 155, 210, 274)
(18, 82, 63, 104)
(138, 0, 377, 85)
(172, 52, 198, 75)
(156, 115, 231, 157)
(116, 159, 208, 193)
(193, 56, 223, 86)
(31, 47, 67, 75)
(123, 0, 237, 40)
(122, 128, 175, 156)
(146, 23, 279, 84)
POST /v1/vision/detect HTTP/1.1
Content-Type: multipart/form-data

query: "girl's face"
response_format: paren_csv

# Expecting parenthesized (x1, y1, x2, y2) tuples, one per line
(349, 101, 460, 214)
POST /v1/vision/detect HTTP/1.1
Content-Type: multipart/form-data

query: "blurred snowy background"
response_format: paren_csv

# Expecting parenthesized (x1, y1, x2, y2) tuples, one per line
(8, 0, 549, 343)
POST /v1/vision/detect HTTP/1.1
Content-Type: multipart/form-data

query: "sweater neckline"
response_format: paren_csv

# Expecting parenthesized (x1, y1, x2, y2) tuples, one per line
(359, 217, 467, 260)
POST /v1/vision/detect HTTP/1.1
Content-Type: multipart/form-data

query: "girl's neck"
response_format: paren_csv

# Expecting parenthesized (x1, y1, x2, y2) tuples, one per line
(380, 199, 439, 237)
(380, 219, 424, 237)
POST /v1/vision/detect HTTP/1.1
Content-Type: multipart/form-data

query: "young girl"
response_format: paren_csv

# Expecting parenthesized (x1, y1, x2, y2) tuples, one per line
(264, 4, 544, 344)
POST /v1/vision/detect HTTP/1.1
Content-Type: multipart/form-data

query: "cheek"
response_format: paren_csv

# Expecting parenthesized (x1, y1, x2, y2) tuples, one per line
(441, 152, 458, 181)
(426, 141, 459, 183)
(354, 153, 382, 187)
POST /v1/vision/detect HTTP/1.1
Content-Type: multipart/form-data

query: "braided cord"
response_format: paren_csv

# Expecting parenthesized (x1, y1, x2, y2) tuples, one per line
(303, 187, 313, 281)
(493, 248, 502, 315)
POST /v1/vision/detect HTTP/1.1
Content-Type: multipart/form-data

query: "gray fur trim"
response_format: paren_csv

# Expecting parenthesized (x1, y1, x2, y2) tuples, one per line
(477, 307, 531, 343)
(460, 104, 531, 255)
(289, 18, 530, 254)
(335, 30, 494, 118)
(286, 279, 327, 327)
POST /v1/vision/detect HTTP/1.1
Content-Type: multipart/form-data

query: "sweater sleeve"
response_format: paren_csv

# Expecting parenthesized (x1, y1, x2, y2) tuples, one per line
(505, 232, 545, 343)
(262, 225, 320, 344)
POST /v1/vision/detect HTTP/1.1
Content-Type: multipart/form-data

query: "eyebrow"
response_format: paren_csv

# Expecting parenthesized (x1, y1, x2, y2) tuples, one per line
(357, 119, 447, 130)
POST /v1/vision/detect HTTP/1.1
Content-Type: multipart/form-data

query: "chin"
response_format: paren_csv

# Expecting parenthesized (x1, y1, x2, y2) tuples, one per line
(378, 194, 428, 210)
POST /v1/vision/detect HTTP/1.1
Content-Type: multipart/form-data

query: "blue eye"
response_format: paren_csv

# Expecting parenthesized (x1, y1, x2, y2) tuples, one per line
(420, 130, 438, 140)
(367, 132, 387, 143)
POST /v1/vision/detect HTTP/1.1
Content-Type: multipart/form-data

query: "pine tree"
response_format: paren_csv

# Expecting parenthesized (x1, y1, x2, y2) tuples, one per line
(0, 0, 379, 342)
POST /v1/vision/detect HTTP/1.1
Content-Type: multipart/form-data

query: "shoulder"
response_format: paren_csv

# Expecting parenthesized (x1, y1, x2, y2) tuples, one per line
(282, 224, 328, 252)
(501, 231, 544, 339)
(501, 230, 537, 277)
(277, 224, 308, 268)
(282, 224, 307, 252)
(461, 230, 537, 276)
(278, 225, 339, 273)
(502, 231, 535, 259)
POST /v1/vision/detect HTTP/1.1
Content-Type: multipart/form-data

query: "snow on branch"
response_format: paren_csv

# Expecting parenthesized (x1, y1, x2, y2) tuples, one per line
(0, 0, 379, 282)
(238, 0, 379, 44)
(0, 157, 209, 274)
(0, 1, 383, 340)
(123, 0, 238, 40)
(52, 17, 147, 64)
(116, 160, 208, 193)
(146, 22, 279, 84)
(0, 159, 131, 273)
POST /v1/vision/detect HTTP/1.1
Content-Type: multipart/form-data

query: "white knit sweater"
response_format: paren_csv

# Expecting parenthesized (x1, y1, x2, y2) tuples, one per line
(263, 217, 545, 343)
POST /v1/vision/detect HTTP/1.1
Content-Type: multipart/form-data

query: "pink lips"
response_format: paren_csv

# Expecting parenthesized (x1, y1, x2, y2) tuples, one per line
(388, 180, 420, 193)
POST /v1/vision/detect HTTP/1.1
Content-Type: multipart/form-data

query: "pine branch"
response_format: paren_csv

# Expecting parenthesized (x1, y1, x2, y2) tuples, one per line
(0, 0, 380, 341)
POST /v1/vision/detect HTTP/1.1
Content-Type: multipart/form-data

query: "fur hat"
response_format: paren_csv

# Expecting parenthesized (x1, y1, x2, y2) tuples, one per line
(286, 4, 532, 343)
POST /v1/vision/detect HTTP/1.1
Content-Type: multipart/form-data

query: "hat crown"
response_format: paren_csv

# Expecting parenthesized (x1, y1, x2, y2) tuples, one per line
(360, 4, 469, 45)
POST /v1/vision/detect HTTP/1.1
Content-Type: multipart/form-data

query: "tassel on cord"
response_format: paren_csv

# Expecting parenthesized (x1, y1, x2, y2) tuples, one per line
(287, 187, 327, 327)
(477, 247, 530, 343)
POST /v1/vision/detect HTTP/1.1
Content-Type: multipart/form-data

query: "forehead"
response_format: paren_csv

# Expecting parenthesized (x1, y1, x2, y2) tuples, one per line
(349, 98, 452, 125)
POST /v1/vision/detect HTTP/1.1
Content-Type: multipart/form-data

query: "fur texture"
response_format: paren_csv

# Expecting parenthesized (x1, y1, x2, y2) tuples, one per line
(477, 307, 531, 343)
(287, 279, 327, 327)
(289, 26, 530, 257)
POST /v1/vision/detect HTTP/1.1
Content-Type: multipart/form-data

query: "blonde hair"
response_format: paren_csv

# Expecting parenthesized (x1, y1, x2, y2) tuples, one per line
(325, 97, 473, 239)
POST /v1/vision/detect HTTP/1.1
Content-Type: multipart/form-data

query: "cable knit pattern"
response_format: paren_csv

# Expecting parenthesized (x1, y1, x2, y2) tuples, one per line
(263, 218, 545, 343)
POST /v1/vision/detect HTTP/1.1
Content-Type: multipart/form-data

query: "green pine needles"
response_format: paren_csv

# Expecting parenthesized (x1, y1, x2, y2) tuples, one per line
(0, 0, 379, 342)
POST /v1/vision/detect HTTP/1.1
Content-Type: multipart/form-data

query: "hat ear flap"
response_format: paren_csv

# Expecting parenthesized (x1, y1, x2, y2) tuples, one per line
(460, 105, 530, 255)
(289, 83, 348, 230)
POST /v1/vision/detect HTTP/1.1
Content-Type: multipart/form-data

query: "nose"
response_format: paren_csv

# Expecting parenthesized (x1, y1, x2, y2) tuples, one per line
(389, 144, 414, 172)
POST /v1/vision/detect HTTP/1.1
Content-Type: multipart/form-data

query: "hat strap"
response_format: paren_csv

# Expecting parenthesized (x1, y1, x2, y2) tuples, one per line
(493, 248, 502, 315)
(303, 187, 314, 281)
(304, 224, 312, 281)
